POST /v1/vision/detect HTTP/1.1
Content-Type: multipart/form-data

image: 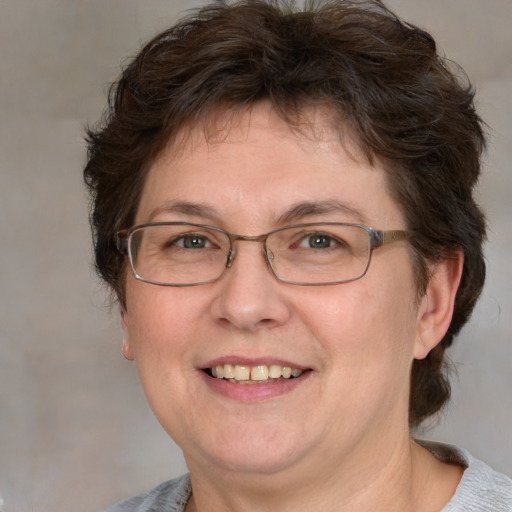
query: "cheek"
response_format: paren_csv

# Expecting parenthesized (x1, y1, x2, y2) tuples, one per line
(124, 282, 205, 362)
(293, 273, 418, 371)
(123, 285, 204, 415)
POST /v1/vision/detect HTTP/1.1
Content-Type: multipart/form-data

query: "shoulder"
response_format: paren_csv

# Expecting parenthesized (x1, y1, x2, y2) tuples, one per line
(103, 474, 191, 512)
(418, 440, 512, 511)
(448, 452, 512, 511)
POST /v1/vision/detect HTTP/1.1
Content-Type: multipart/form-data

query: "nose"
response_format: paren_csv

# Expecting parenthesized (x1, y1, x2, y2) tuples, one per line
(209, 241, 291, 332)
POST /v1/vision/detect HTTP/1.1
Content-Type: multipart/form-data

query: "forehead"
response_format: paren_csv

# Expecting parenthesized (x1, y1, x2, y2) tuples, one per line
(137, 103, 404, 229)
(166, 102, 368, 170)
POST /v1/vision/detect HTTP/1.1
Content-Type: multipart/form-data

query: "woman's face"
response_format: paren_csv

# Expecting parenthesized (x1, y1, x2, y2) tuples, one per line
(121, 103, 428, 478)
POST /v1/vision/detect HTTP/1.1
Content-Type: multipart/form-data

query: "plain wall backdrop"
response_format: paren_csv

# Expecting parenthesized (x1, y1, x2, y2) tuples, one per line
(0, 1, 511, 511)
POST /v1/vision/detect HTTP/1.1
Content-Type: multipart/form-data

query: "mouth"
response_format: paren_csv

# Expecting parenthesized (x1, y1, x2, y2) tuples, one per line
(204, 363, 306, 384)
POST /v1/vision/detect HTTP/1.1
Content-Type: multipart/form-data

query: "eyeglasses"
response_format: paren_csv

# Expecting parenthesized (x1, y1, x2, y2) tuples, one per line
(116, 222, 411, 287)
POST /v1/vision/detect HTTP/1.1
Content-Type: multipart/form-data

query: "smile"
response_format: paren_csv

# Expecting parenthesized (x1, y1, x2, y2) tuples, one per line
(207, 364, 304, 384)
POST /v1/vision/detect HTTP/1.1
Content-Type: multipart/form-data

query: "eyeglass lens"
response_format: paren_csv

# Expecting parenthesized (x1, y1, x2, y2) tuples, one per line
(127, 223, 372, 286)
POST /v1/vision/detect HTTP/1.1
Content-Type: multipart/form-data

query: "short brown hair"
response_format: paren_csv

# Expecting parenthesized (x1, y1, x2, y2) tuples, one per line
(84, 0, 486, 427)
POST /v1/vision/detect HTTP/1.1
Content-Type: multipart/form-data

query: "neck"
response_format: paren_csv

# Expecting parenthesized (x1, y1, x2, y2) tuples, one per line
(184, 435, 461, 512)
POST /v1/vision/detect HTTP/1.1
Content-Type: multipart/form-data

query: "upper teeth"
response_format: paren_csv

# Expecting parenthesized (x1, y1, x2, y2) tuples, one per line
(210, 364, 303, 381)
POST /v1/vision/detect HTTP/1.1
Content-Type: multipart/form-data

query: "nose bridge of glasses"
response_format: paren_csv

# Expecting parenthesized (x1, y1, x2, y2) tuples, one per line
(226, 233, 271, 269)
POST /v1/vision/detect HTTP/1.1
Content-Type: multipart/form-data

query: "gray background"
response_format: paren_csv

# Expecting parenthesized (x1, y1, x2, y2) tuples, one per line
(0, 1, 510, 511)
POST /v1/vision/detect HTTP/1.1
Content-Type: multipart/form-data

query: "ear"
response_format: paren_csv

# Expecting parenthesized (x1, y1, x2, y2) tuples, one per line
(414, 251, 464, 360)
(121, 308, 135, 360)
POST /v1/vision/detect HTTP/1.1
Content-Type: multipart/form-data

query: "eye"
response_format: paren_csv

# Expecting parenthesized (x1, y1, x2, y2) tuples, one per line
(298, 233, 343, 249)
(173, 233, 213, 249)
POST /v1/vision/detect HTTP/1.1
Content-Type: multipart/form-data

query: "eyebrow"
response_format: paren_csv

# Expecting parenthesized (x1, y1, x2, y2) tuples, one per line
(148, 200, 221, 223)
(276, 200, 370, 225)
(148, 199, 369, 226)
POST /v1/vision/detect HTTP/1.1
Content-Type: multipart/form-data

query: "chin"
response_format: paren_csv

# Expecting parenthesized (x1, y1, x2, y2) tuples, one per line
(182, 423, 311, 476)
(205, 449, 303, 476)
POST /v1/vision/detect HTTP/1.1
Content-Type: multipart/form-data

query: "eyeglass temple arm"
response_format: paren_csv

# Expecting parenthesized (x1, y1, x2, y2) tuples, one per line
(116, 231, 129, 254)
(372, 229, 411, 247)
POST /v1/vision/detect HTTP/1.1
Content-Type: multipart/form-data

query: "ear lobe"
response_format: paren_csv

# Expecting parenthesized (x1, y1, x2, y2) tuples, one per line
(414, 251, 464, 360)
(121, 309, 135, 361)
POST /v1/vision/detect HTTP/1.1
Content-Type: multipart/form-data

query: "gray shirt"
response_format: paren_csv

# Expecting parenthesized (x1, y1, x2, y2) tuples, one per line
(105, 441, 512, 511)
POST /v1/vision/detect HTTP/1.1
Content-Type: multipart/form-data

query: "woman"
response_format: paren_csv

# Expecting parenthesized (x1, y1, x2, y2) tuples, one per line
(84, 1, 512, 510)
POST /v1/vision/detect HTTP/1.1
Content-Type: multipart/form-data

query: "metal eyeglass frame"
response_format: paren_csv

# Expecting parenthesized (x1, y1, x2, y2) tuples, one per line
(116, 221, 412, 287)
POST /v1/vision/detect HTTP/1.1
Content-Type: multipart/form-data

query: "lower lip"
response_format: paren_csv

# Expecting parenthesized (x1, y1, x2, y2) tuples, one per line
(201, 371, 311, 402)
